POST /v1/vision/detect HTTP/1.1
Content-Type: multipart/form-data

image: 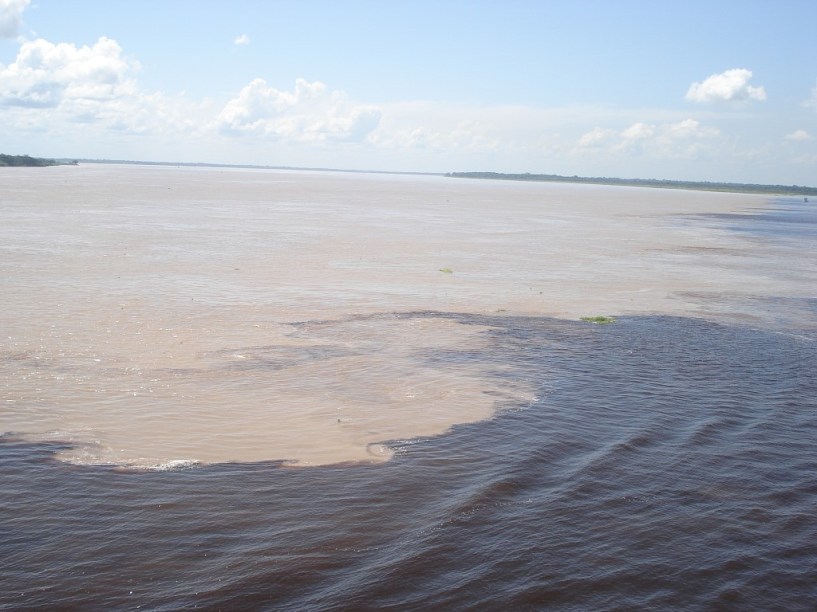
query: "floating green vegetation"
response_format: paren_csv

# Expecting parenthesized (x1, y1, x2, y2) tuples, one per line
(580, 315, 615, 324)
(439, 268, 454, 274)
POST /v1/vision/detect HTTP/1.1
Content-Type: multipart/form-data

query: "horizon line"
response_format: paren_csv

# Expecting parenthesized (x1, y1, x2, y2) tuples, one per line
(67, 158, 817, 195)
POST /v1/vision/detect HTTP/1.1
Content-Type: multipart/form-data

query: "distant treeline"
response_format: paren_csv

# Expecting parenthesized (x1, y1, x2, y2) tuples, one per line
(0, 154, 75, 167)
(447, 172, 817, 196)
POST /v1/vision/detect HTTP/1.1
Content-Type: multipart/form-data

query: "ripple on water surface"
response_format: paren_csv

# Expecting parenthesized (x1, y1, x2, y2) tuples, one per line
(2, 313, 817, 609)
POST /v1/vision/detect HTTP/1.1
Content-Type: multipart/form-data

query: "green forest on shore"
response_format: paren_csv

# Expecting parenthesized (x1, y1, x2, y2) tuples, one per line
(0, 154, 77, 167)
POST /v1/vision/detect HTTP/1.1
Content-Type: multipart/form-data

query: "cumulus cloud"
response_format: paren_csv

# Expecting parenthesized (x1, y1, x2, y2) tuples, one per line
(0, 35, 213, 141)
(662, 118, 718, 139)
(216, 78, 381, 142)
(786, 129, 812, 141)
(0, 37, 140, 108)
(0, 0, 28, 39)
(234, 34, 251, 46)
(621, 122, 655, 140)
(1, 35, 379, 149)
(577, 126, 616, 148)
(686, 68, 766, 103)
(576, 118, 719, 157)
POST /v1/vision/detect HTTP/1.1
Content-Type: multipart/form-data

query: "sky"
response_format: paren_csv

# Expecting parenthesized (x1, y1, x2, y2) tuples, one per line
(1, 0, 816, 185)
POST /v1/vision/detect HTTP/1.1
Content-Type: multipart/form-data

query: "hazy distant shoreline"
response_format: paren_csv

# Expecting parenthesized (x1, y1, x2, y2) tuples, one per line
(10, 155, 816, 195)
(76, 158, 817, 195)
(0, 154, 76, 167)
(447, 171, 817, 196)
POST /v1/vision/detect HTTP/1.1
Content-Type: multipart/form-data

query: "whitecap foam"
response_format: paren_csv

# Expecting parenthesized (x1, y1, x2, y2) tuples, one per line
(148, 459, 200, 471)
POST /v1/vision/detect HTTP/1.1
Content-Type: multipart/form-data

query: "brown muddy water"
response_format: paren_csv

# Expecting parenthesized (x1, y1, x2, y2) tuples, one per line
(2, 165, 816, 609)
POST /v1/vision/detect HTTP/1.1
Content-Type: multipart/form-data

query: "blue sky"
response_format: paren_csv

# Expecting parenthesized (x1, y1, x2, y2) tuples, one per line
(2, 0, 816, 184)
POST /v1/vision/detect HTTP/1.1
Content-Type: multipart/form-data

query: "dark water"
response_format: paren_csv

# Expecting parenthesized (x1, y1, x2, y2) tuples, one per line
(3, 311, 817, 610)
(711, 197, 817, 241)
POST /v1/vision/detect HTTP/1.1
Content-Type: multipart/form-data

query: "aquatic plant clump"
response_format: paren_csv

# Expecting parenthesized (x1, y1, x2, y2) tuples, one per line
(580, 315, 615, 324)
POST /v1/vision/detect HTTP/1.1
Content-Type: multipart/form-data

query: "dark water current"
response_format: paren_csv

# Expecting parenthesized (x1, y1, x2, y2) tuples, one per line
(3, 311, 817, 610)
(711, 196, 817, 241)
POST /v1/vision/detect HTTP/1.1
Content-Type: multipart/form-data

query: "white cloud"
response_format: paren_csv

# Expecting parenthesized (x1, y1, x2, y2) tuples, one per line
(621, 122, 655, 140)
(576, 118, 719, 158)
(0, 37, 140, 108)
(216, 78, 381, 142)
(662, 118, 718, 139)
(686, 68, 766, 103)
(577, 126, 616, 147)
(234, 34, 251, 46)
(786, 129, 812, 141)
(0, 0, 28, 39)
(0, 35, 214, 142)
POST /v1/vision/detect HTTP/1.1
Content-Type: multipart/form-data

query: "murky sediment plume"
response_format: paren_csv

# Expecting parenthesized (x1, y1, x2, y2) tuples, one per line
(2, 165, 813, 467)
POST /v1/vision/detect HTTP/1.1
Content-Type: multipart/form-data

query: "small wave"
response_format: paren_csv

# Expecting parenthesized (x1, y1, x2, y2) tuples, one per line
(366, 443, 393, 460)
(147, 459, 200, 472)
(108, 458, 202, 472)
